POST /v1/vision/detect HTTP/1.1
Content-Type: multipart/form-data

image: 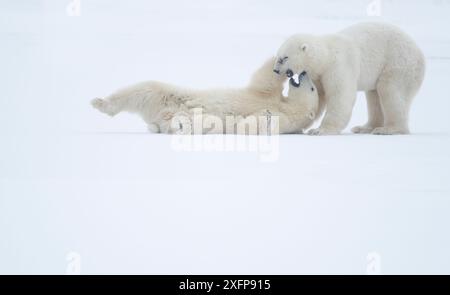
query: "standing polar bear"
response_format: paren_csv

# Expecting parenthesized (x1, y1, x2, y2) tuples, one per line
(273, 22, 426, 135)
(91, 58, 319, 134)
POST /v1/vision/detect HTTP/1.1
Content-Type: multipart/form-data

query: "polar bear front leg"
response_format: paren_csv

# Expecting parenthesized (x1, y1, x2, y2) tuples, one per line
(351, 90, 384, 134)
(309, 73, 357, 136)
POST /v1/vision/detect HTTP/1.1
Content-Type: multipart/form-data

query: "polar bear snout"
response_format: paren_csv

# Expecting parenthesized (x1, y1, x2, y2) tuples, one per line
(289, 71, 309, 88)
(289, 77, 300, 88)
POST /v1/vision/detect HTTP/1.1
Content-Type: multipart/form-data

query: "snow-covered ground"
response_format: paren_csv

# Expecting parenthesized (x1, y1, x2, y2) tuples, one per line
(1, 0, 450, 274)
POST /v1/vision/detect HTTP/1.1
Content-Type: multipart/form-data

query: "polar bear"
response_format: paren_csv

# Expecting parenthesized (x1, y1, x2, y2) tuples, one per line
(273, 22, 426, 135)
(91, 58, 319, 135)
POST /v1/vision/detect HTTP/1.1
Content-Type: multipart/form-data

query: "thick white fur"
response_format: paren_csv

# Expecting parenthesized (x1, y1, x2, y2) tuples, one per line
(91, 58, 319, 135)
(274, 22, 426, 135)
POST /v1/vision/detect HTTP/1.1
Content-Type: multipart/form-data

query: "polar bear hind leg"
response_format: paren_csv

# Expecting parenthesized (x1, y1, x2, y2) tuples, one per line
(372, 78, 412, 135)
(91, 91, 137, 117)
(352, 90, 384, 134)
(91, 97, 119, 116)
(372, 43, 425, 136)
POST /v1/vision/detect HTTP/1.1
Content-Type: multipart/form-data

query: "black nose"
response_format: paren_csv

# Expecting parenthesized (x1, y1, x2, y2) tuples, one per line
(273, 69, 280, 74)
(289, 77, 300, 88)
(286, 69, 294, 78)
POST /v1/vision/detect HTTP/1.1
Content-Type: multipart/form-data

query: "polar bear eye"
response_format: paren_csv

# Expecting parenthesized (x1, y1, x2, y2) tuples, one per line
(278, 56, 288, 64)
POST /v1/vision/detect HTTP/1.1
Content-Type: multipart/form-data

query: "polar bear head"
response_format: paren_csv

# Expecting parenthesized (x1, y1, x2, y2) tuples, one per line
(287, 71, 319, 122)
(273, 34, 325, 80)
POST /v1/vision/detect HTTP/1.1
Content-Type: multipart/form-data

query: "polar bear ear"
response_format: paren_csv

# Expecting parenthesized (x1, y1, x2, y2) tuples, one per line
(300, 44, 308, 52)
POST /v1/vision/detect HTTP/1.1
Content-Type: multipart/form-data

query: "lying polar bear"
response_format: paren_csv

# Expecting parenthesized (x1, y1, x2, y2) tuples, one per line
(91, 58, 319, 135)
(273, 22, 426, 135)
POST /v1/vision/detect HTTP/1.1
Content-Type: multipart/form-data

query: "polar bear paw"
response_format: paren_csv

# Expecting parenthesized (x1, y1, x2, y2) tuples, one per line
(91, 98, 116, 116)
(308, 127, 340, 136)
(372, 126, 409, 135)
(351, 125, 376, 134)
(147, 123, 160, 133)
(170, 113, 193, 134)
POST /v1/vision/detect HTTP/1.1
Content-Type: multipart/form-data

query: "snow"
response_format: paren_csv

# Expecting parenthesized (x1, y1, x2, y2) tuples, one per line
(1, 0, 450, 274)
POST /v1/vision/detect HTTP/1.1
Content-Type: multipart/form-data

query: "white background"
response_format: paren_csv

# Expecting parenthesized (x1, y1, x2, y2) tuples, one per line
(1, 0, 449, 274)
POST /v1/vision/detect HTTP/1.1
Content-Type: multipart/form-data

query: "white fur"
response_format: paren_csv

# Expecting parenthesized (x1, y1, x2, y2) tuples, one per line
(274, 22, 426, 135)
(91, 58, 319, 135)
